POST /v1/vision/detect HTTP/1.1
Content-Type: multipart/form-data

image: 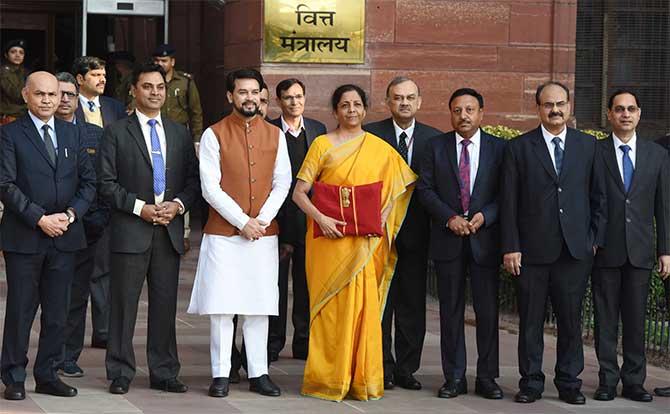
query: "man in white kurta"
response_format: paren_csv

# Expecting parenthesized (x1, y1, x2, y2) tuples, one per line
(187, 69, 291, 398)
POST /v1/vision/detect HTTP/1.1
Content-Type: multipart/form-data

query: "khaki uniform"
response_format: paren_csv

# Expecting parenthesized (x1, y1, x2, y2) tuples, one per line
(161, 70, 203, 142)
(0, 64, 26, 122)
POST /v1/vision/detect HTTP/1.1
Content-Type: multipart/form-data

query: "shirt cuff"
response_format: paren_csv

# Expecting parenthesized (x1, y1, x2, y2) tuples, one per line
(133, 199, 146, 216)
(173, 198, 185, 215)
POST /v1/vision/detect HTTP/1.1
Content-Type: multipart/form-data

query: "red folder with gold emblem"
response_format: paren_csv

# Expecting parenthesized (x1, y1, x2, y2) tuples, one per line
(311, 181, 383, 238)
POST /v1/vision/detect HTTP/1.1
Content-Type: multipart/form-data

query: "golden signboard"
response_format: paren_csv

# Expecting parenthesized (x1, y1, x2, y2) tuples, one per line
(264, 0, 365, 64)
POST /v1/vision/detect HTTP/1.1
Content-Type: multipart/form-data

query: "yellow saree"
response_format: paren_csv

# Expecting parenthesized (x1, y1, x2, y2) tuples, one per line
(297, 132, 416, 401)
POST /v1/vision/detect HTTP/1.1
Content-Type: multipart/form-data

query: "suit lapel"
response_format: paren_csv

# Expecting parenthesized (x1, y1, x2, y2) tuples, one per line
(381, 118, 398, 150)
(22, 116, 55, 169)
(628, 139, 650, 195)
(304, 119, 317, 147)
(602, 136, 626, 194)
(444, 132, 460, 182)
(531, 128, 558, 183)
(127, 115, 152, 168)
(163, 119, 178, 196)
(559, 129, 578, 182)
(471, 132, 490, 198)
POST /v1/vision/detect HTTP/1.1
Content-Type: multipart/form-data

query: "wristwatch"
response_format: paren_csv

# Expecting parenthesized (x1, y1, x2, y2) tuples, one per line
(65, 208, 76, 224)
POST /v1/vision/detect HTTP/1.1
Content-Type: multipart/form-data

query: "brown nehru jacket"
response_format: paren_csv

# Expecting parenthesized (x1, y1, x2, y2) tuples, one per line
(203, 114, 280, 237)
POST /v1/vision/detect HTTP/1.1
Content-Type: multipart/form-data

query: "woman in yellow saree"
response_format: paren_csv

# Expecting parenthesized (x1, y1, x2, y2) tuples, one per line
(292, 85, 416, 401)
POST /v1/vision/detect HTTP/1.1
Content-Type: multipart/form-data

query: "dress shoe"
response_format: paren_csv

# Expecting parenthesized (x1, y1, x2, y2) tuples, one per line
(396, 374, 422, 390)
(229, 367, 241, 384)
(35, 379, 77, 397)
(593, 385, 616, 401)
(109, 377, 131, 394)
(558, 389, 586, 405)
(249, 374, 281, 397)
(91, 338, 107, 349)
(208, 377, 229, 398)
(268, 351, 279, 362)
(622, 384, 653, 402)
(3, 382, 25, 400)
(514, 389, 542, 403)
(292, 349, 308, 360)
(150, 377, 188, 393)
(654, 386, 670, 397)
(437, 378, 467, 398)
(475, 378, 503, 399)
(59, 360, 84, 377)
(384, 378, 395, 390)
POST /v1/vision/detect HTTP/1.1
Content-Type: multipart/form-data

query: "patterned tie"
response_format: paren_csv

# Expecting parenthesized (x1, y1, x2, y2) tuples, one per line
(148, 119, 166, 195)
(41, 124, 57, 165)
(398, 131, 409, 162)
(459, 139, 471, 214)
(552, 137, 564, 175)
(87, 101, 96, 112)
(620, 144, 634, 192)
(85, 100, 103, 127)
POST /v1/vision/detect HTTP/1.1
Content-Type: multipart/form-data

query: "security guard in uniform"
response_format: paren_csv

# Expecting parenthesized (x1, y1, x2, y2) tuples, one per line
(0, 39, 28, 125)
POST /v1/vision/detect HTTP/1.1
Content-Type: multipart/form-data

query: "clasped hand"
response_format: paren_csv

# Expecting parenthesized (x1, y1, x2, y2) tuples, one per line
(240, 218, 268, 241)
(448, 212, 485, 237)
(38, 213, 69, 238)
(141, 202, 180, 226)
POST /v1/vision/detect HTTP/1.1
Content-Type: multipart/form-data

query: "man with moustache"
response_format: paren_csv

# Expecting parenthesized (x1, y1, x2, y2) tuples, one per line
(258, 83, 270, 119)
(0, 71, 95, 400)
(591, 90, 669, 402)
(53, 72, 110, 377)
(364, 76, 441, 390)
(72, 56, 126, 128)
(188, 69, 291, 398)
(267, 78, 326, 362)
(501, 81, 606, 405)
(417, 88, 505, 399)
(97, 63, 200, 394)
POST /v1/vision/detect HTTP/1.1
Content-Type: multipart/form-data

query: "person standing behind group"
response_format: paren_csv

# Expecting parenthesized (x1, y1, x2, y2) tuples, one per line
(293, 84, 416, 401)
(418, 88, 506, 400)
(0, 39, 27, 125)
(501, 81, 607, 405)
(591, 90, 670, 403)
(364, 76, 441, 391)
(72, 56, 126, 128)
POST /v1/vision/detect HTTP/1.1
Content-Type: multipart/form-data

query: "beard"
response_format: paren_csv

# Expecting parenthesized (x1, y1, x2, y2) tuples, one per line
(234, 100, 258, 117)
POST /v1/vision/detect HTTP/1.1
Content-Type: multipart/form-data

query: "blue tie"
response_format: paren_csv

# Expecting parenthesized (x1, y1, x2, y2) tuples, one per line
(620, 144, 634, 192)
(148, 119, 166, 196)
(87, 101, 95, 112)
(552, 137, 564, 175)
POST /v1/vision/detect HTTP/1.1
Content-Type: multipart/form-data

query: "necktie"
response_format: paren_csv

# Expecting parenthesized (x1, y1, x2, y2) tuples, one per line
(42, 124, 57, 165)
(84, 100, 103, 127)
(398, 131, 409, 162)
(620, 144, 634, 192)
(148, 119, 166, 195)
(552, 137, 564, 175)
(87, 101, 96, 112)
(459, 139, 471, 214)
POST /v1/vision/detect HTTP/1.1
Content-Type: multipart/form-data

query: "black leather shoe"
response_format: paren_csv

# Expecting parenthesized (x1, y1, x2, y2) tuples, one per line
(437, 378, 467, 398)
(3, 382, 25, 400)
(396, 374, 422, 390)
(292, 349, 308, 360)
(622, 385, 653, 402)
(384, 378, 395, 390)
(558, 389, 586, 405)
(109, 377, 130, 394)
(514, 389, 542, 403)
(35, 379, 77, 397)
(91, 339, 107, 349)
(475, 378, 503, 399)
(150, 377, 188, 393)
(249, 374, 280, 397)
(208, 377, 229, 398)
(229, 367, 241, 384)
(593, 385, 616, 401)
(654, 386, 670, 397)
(268, 351, 279, 362)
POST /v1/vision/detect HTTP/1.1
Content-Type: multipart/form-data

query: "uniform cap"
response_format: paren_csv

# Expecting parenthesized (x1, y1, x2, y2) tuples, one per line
(153, 44, 176, 57)
(4, 39, 26, 54)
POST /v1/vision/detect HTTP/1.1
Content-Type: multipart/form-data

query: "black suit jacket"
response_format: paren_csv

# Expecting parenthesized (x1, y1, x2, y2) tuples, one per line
(500, 127, 607, 264)
(270, 116, 327, 246)
(364, 118, 442, 248)
(0, 114, 96, 253)
(96, 113, 200, 255)
(594, 136, 670, 269)
(75, 95, 126, 127)
(417, 130, 505, 265)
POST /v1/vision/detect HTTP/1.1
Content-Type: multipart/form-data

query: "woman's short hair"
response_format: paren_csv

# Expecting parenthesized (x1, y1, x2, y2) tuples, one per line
(331, 84, 368, 111)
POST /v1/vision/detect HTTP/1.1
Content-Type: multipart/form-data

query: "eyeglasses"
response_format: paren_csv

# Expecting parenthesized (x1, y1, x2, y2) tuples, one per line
(613, 105, 640, 114)
(61, 91, 77, 98)
(280, 94, 304, 102)
(541, 101, 568, 110)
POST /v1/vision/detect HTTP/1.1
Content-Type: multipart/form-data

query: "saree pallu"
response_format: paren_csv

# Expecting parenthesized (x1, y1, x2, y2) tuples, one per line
(297, 133, 416, 401)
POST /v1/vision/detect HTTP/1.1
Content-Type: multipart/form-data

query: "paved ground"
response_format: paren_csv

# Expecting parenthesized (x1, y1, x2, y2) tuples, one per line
(1, 229, 669, 414)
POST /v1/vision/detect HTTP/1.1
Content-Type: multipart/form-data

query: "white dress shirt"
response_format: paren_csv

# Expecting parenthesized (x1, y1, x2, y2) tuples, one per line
(541, 124, 567, 173)
(393, 118, 416, 163)
(456, 129, 481, 196)
(28, 111, 57, 151)
(612, 132, 637, 183)
(280, 115, 305, 137)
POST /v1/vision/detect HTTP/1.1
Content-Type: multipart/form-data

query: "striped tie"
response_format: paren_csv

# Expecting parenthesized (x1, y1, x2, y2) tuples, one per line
(459, 139, 471, 214)
(552, 137, 564, 175)
(147, 119, 166, 196)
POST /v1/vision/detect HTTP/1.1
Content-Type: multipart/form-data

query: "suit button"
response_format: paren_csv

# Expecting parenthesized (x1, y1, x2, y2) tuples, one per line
(250, 161, 256, 166)
(559, 208, 564, 214)
(249, 144, 254, 149)
(626, 199, 631, 204)
(251, 196, 256, 200)
(251, 178, 256, 183)
(558, 187, 562, 192)
(626, 218, 631, 223)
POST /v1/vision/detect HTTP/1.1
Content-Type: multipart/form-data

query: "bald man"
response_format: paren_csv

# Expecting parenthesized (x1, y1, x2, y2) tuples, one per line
(0, 72, 95, 400)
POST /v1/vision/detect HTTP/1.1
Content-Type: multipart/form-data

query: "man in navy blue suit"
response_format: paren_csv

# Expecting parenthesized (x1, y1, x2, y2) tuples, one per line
(0, 71, 96, 400)
(418, 88, 505, 400)
(72, 56, 126, 128)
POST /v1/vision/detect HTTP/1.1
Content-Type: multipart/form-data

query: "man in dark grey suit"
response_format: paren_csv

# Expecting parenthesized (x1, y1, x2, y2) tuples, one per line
(72, 56, 126, 128)
(591, 90, 669, 402)
(417, 88, 505, 400)
(501, 81, 607, 405)
(364, 77, 441, 390)
(97, 63, 200, 395)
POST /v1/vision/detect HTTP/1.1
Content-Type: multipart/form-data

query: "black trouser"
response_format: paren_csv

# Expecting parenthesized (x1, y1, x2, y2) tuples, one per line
(64, 230, 110, 362)
(382, 243, 428, 380)
(434, 240, 499, 381)
(516, 245, 591, 393)
(105, 227, 181, 382)
(1, 248, 75, 385)
(269, 245, 309, 357)
(592, 261, 650, 387)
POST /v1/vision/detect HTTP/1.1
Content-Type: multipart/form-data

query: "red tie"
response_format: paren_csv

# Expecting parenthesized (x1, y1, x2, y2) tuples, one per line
(459, 139, 471, 214)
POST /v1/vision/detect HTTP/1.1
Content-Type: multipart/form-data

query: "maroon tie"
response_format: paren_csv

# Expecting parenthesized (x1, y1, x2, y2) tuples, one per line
(459, 139, 471, 214)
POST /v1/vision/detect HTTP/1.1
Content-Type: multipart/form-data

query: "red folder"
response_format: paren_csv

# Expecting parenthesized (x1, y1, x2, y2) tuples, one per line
(312, 181, 383, 238)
